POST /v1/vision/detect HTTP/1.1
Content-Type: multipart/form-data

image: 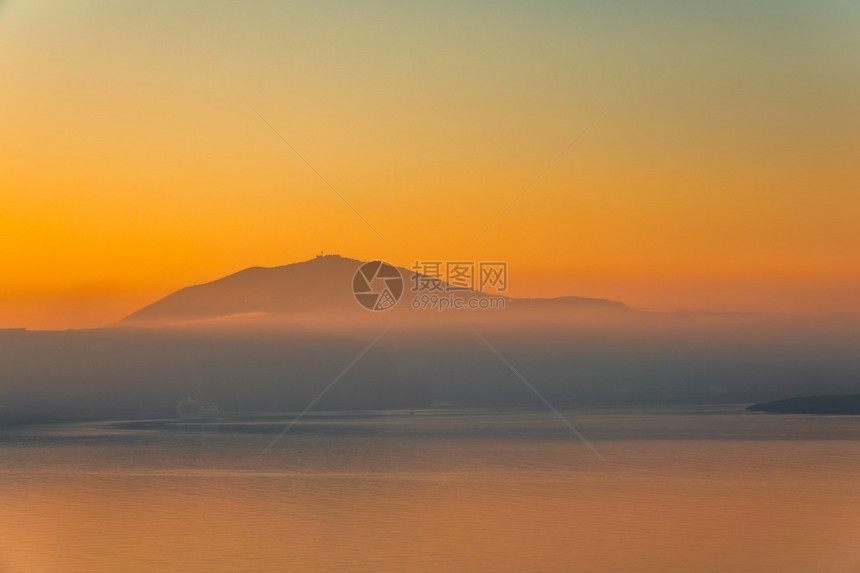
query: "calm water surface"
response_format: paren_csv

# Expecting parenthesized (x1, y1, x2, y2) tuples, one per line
(1, 406, 859, 572)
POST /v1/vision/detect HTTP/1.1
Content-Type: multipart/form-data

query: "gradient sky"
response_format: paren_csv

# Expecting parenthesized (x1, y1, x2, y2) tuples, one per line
(1, 0, 859, 328)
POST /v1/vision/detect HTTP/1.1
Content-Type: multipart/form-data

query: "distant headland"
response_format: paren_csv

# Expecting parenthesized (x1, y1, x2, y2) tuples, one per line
(748, 394, 860, 415)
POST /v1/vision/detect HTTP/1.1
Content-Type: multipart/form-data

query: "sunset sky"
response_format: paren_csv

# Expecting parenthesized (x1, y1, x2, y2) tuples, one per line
(1, 0, 859, 328)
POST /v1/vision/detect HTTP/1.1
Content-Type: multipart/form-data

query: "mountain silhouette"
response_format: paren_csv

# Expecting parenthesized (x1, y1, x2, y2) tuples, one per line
(119, 254, 629, 327)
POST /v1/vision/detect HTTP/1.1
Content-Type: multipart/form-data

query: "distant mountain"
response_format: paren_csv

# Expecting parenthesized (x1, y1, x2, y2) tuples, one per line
(119, 255, 630, 327)
(4, 259, 860, 424)
(748, 395, 860, 415)
(507, 296, 628, 312)
(122, 255, 365, 326)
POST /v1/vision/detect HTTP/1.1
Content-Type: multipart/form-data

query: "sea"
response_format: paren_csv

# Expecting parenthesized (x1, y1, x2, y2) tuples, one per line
(1, 406, 859, 572)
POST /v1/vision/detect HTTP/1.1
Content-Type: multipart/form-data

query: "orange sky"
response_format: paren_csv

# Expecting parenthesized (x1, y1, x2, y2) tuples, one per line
(1, 1, 859, 329)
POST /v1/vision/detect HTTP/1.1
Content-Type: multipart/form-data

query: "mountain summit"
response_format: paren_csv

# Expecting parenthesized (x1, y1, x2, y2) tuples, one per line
(122, 255, 366, 326)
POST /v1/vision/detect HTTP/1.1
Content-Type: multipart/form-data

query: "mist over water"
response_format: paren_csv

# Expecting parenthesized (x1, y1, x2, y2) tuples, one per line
(2, 407, 860, 572)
